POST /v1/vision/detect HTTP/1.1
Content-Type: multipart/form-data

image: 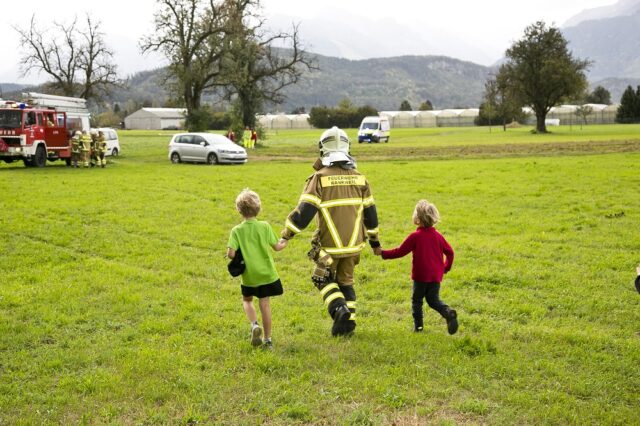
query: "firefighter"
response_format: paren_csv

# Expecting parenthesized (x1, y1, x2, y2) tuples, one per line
(70, 131, 81, 168)
(80, 130, 92, 168)
(96, 130, 107, 168)
(89, 130, 99, 167)
(281, 127, 381, 336)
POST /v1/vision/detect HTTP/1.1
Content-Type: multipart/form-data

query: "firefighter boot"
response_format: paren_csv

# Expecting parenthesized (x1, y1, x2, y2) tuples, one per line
(336, 285, 356, 336)
(444, 308, 458, 335)
(331, 304, 352, 337)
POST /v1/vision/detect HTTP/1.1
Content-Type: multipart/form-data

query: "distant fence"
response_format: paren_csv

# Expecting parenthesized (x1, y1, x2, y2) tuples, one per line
(258, 104, 620, 129)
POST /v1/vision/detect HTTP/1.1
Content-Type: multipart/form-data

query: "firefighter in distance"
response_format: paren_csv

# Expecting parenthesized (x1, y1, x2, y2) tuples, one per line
(281, 127, 381, 336)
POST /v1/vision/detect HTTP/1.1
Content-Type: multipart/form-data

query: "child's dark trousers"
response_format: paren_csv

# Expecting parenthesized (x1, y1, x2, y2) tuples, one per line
(412, 281, 449, 329)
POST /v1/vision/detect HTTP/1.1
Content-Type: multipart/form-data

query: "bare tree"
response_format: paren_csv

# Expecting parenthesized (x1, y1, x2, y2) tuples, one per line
(221, 2, 316, 131)
(14, 15, 119, 102)
(140, 0, 233, 130)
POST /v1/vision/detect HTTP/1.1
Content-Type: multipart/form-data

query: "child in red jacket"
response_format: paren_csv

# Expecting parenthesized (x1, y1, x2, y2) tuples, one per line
(375, 200, 458, 334)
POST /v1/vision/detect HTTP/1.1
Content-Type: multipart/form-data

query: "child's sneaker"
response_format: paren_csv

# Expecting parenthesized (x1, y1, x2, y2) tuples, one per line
(414, 326, 424, 333)
(250, 324, 263, 347)
(445, 309, 458, 335)
(262, 339, 273, 351)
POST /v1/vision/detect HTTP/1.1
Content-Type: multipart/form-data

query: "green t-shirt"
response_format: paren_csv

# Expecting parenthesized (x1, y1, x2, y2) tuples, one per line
(227, 219, 279, 286)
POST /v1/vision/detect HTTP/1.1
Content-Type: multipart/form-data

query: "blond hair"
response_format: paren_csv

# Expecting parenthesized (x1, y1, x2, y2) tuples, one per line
(413, 200, 440, 227)
(235, 188, 261, 218)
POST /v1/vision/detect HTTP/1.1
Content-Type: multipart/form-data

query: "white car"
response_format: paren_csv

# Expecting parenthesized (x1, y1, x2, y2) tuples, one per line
(168, 133, 247, 165)
(92, 127, 121, 156)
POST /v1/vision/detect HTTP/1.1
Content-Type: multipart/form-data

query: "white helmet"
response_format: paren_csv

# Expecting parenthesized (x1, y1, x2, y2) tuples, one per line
(318, 126, 354, 166)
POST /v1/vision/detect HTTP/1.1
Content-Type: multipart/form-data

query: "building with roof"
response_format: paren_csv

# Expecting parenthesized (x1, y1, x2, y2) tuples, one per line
(124, 108, 187, 130)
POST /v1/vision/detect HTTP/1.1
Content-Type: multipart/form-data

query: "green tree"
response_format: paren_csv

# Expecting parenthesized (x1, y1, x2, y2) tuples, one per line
(497, 21, 590, 133)
(478, 78, 522, 131)
(399, 100, 412, 111)
(585, 85, 611, 105)
(418, 100, 433, 111)
(141, 0, 233, 131)
(615, 85, 640, 123)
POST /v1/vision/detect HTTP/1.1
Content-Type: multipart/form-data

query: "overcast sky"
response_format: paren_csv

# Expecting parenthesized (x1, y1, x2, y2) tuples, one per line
(0, 0, 617, 85)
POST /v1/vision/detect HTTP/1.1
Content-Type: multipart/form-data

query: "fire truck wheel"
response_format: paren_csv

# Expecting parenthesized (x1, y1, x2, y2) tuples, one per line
(33, 145, 46, 168)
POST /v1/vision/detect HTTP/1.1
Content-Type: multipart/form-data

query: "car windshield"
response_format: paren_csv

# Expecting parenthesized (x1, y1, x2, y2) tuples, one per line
(0, 110, 23, 129)
(361, 122, 378, 130)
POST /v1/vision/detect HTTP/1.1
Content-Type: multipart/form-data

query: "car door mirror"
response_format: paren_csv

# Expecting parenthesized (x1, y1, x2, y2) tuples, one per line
(200, 141, 207, 146)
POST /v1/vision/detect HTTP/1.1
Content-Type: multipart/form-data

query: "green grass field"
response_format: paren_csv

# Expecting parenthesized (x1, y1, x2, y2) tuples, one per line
(1, 126, 639, 424)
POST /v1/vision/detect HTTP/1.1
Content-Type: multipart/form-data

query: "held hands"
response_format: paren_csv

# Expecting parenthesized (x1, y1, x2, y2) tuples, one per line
(274, 238, 288, 251)
(372, 246, 382, 256)
(636, 264, 640, 276)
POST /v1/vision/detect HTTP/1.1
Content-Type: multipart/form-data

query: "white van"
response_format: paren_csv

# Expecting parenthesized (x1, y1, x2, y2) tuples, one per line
(358, 116, 390, 143)
(92, 128, 121, 156)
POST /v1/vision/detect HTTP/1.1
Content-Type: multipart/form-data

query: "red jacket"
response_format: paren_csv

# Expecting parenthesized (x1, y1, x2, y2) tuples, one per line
(381, 226, 454, 283)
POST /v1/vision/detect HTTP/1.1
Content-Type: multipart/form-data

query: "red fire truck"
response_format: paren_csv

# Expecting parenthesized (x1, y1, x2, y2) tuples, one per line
(0, 93, 91, 168)
(0, 101, 73, 167)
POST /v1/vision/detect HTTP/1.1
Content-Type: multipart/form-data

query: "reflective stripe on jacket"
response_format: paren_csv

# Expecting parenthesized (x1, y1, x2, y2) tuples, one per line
(283, 158, 379, 257)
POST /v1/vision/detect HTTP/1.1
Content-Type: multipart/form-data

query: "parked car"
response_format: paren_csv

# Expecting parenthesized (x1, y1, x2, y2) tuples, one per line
(168, 132, 247, 165)
(92, 127, 121, 156)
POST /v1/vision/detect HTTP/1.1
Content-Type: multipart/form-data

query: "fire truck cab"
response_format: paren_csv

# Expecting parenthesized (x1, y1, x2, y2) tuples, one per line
(0, 102, 72, 167)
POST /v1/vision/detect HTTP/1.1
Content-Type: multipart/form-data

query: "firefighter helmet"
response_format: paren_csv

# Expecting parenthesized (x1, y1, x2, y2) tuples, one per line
(318, 126, 354, 166)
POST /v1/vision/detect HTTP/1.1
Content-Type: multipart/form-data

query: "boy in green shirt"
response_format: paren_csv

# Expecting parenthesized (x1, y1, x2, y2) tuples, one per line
(227, 189, 287, 349)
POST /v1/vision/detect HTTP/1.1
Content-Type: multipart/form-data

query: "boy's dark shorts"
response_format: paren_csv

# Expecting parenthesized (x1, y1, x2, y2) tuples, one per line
(241, 279, 283, 298)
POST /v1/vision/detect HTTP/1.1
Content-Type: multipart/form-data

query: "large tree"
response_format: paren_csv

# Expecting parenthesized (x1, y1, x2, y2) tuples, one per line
(141, 0, 235, 131)
(221, 1, 315, 131)
(14, 15, 119, 102)
(497, 21, 590, 133)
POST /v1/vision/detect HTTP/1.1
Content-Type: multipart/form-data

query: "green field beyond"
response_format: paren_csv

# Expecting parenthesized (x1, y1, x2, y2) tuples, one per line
(1, 126, 639, 424)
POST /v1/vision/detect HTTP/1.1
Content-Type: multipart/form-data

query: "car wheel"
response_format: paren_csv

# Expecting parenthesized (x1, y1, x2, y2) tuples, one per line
(385, 137, 390, 143)
(170, 152, 181, 164)
(207, 153, 218, 165)
(111, 148, 119, 157)
(33, 145, 47, 168)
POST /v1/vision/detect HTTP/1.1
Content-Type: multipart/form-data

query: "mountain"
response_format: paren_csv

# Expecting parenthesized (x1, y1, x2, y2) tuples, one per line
(0, 52, 491, 112)
(562, 0, 640, 80)
(0, 83, 29, 97)
(267, 12, 495, 66)
(563, 0, 640, 27)
(591, 77, 640, 103)
(278, 53, 491, 111)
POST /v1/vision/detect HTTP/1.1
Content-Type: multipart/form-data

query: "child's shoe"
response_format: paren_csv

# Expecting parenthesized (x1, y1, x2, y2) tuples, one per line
(414, 326, 424, 333)
(262, 339, 273, 351)
(250, 323, 263, 347)
(445, 309, 458, 335)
